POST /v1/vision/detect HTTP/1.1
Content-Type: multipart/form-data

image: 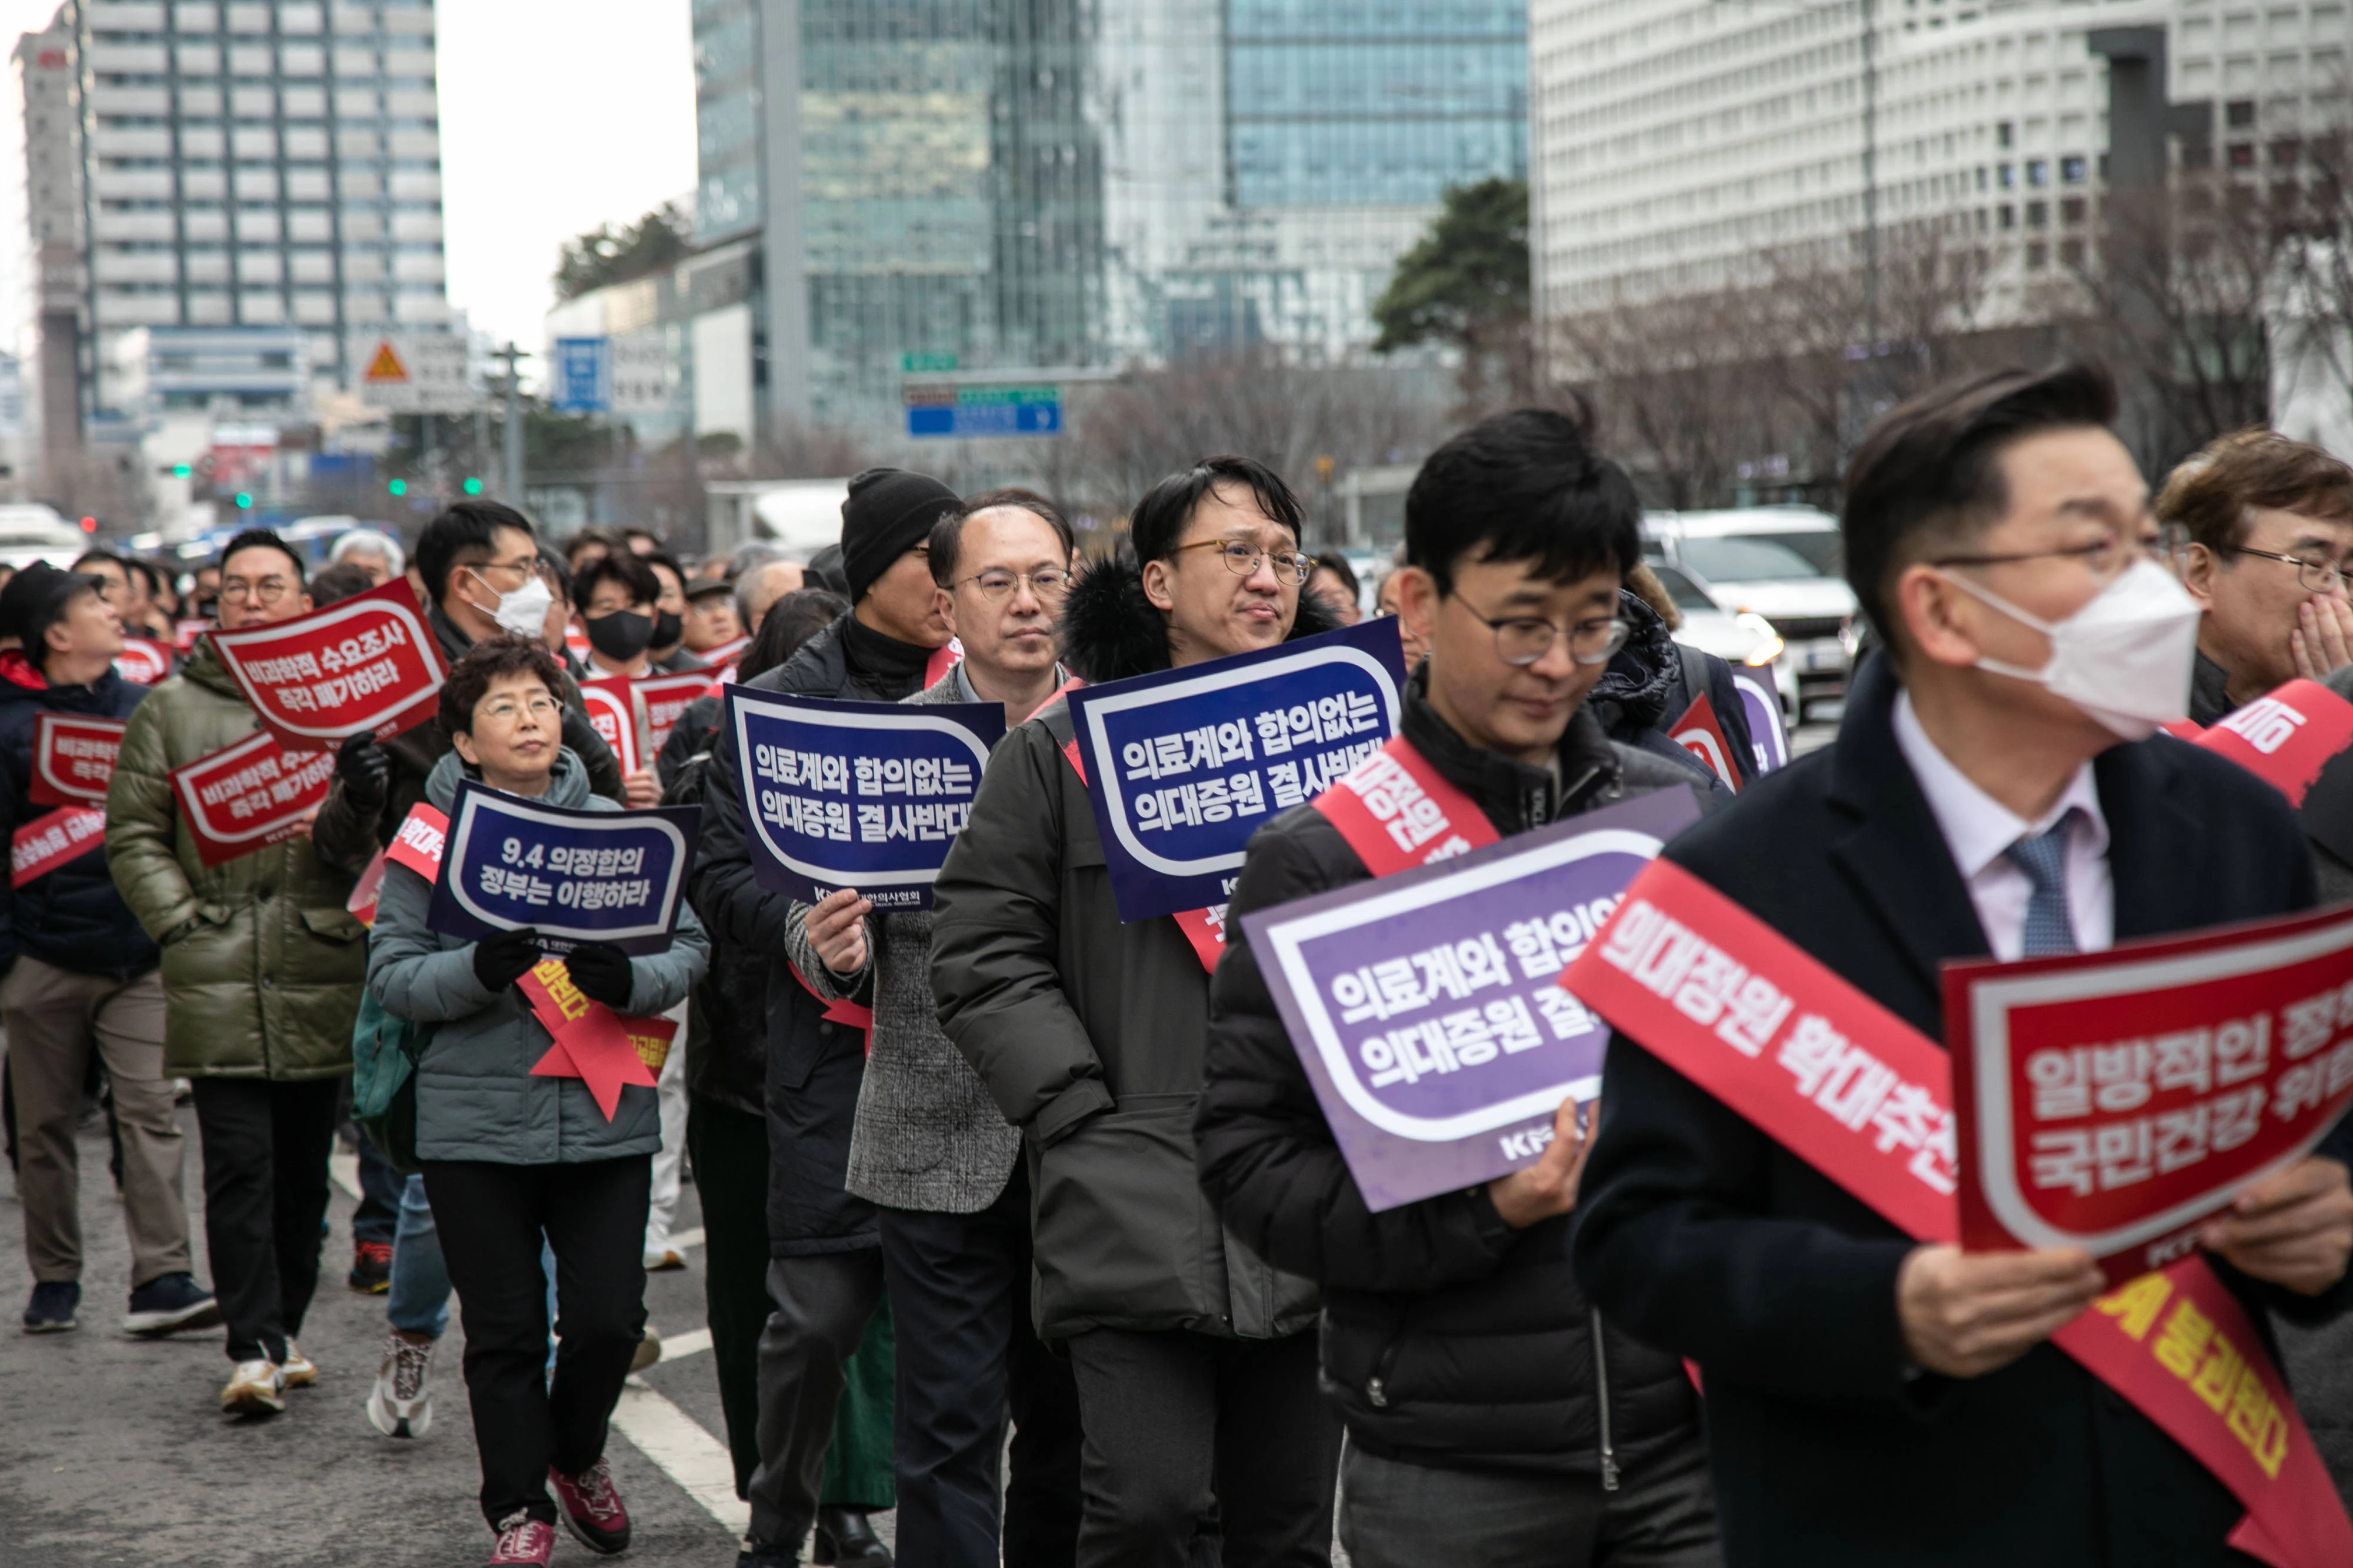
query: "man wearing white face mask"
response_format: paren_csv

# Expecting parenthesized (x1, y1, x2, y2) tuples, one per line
(1575, 363, 2353, 1567)
(324, 501, 626, 849)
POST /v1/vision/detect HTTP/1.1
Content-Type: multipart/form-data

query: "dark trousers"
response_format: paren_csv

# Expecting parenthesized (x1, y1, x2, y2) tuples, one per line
(422, 1155, 652, 1528)
(748, 1249, 886, 1546)
(188, 1076, 339, 1363)
(1337, 1436, 1721, 1568)
(880, 1167, 1082, 1568)
(351, 1126, 402, 1246)
(1066, 1326, 1339, 1568)
(689, 1092, 775, 1497)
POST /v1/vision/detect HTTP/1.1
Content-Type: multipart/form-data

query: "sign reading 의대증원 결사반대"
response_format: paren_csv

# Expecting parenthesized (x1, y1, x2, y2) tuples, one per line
(1066, 618, 1408, 924)
(205, 578, 446, 750)
(425, 779, 699, 957)
(1244, 789, 1702, 1212)
(726, 687, 1005, 910)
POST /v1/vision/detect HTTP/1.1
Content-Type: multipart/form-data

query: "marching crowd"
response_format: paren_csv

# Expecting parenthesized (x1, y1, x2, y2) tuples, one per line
(8, 358, 2353, 1568)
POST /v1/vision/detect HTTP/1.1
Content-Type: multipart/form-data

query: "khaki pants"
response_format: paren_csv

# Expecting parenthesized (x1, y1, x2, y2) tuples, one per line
(4, 958, 191, 1287)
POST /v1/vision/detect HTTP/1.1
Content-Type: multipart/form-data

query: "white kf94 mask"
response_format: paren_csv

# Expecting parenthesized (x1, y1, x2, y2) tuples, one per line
(1938, 556, 2202, 740)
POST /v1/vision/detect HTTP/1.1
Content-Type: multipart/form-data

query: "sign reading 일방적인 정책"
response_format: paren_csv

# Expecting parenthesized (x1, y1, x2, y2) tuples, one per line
(206, 578, 447, 749)
(726, 687, 1005, 910)
(425, 780, 699, 956)
(1244, 789, 1703, 1212)
(1066, 618, 1408, 923)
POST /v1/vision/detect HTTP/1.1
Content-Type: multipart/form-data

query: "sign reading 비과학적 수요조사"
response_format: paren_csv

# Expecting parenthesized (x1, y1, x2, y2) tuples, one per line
(205, 578, 446, 750)
(726, 686, 1005, 910)
(29, 712, 126, 805)
(1947, 902, 2353, 1285)
(425, 779, 698, 956)
(1067, 618, 1408, 923)
(1243, 788, 1704, 1212)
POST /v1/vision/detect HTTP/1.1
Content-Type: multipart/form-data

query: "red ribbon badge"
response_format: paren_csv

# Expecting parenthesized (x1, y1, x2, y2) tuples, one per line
(2192, 679, 2353, 806)
(28, 713, 126, 806)
(1666, 692, 1742, 792)
(579, 677, 645, 776)
(11, 805, 106, 888)
(166, 729, 335, 867)
(1566, 859, 2353, 1568)
(205, 578, 447, 750)
(113, 638, 172, 686)
(791, 964, 875, 1053)
(636, 672, 720, 754)
(517, 957, 673, 1120)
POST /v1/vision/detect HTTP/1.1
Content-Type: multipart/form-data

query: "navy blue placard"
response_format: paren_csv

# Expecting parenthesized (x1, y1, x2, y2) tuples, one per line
(425, 779, 700, 956)
(1242, 788, 1702, 1212)
(726, 687, 1006, 910)
(1066, 618, 1407, 923)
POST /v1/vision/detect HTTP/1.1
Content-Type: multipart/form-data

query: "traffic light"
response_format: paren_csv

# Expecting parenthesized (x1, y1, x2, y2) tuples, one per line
(78, 516, 95, 533)
(462, 476, 484, 496)
(234, 492, 252, 509)
(171, 463, 191, 478)
(388, 479, 408, 498)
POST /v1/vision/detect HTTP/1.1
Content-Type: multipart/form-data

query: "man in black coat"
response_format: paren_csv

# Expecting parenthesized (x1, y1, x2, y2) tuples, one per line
(1572, 363, 2353, 1568)
(0, 564, 216, 1337)
(1197, 411, 1721, 1568)
(694, 467, 960, 1568)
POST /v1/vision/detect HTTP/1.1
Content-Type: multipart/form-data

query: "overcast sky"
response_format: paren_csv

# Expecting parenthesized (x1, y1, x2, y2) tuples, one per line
(0, 0, 699, 385)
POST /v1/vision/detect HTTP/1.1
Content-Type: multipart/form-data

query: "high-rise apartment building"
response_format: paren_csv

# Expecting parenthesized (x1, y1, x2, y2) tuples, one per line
(56, 0, 452, 430)
(17, 17, 85, 486)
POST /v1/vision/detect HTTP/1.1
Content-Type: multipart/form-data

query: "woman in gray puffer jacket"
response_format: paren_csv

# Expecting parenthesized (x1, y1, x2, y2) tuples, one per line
(368, 635, 708, 1568)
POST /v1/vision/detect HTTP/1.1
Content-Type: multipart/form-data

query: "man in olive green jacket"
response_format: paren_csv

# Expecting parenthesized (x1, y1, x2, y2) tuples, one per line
(107, 529, 374, 1417)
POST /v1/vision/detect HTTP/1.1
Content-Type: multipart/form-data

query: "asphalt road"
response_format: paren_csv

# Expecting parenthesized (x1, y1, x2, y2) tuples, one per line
(0, 1102, 835, 1567)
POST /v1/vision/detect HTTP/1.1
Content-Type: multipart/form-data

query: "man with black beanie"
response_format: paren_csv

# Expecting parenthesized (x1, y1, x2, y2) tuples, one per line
(693, 467, 958, 1566)
(0, 564, 216, 1337)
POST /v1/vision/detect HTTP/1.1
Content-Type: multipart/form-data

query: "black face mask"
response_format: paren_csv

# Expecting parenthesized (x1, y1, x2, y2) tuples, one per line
(652, 610, 683, 649)
(585, 609, 655, 661)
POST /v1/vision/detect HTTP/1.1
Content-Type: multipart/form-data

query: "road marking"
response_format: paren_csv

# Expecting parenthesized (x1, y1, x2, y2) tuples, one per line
(613, 1377, 748, 1534)
(669, 1227, 705, 1251)
(657, 1326, 713, 1360)
(329, 1150, 361, 1201)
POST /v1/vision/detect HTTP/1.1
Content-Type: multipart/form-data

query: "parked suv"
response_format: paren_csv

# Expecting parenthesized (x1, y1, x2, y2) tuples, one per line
(1646, 508, 1859, 723)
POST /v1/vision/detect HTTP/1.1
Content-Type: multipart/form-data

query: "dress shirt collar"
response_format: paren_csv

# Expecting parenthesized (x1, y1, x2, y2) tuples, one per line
(1892, 689, 2109, 881)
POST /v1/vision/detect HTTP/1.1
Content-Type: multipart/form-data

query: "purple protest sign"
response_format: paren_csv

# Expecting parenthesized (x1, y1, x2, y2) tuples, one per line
(1241, 787, 1704, 1212)
(1731, 662, 1789, 774)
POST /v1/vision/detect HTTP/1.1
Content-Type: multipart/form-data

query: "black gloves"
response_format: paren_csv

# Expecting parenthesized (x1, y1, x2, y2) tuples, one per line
(564, 942, 636, 1011)
(472, 926, 544, 993)
(336, 731, 389, 812)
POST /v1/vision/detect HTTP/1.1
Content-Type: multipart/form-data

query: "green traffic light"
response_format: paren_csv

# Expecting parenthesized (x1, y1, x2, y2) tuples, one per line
(463, 477, 484, 496)
(234, 492, 252, 509)
(172, 463, 191, 478)
(388, 479, 408, 497)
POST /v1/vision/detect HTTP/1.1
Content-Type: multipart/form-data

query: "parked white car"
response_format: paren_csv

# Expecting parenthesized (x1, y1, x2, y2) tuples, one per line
(1647, 562, 1801, 726)
(1647, 509, 1859, 722)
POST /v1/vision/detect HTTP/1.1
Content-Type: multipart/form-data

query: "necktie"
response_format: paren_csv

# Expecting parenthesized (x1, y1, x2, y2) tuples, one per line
(2008, 810, 2080, 958)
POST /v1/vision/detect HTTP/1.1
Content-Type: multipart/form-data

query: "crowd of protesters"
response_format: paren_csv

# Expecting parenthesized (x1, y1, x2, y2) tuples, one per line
(6, 360, 2353, 1568)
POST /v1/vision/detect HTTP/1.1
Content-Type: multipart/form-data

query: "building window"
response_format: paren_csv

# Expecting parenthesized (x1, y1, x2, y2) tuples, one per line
(1998, 203, 2015, 229)
(1997, 120, 2014, 149)
(2228, 143, 2255, 169)
(2061, 196, 2086, 225)
(2225, 100, 2256, 130)
(2061, 155, 2086, 183)
(2059, 238, 2085, 269)
(2027, 200, 2048, 228)
(2027, 159, 2048, 186)
(2027, 241, 2048, 269)
(1998, 163, 2015, 188)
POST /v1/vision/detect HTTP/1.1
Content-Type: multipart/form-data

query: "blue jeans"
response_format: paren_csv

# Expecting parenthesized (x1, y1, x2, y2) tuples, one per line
(386, 1173, 559, 1352)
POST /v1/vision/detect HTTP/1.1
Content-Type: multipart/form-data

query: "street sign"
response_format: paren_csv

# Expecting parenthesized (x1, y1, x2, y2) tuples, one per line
(901, 352, 959, 373)
(904, 383, 1061, 440)
(552, 336, 611, 413)
(353, 333, 479, 415)
(611, 333, 676, 416)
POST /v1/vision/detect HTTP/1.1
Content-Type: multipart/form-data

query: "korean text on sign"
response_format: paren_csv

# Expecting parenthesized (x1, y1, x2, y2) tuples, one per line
(426, 779, 698, 956)
(209, 578, 446, 747)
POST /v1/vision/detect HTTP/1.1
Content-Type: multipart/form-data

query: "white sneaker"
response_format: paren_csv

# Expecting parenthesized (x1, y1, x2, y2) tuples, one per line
(220, 1358, 285, 1416)
(280, 1340, 318, 1387)
(365, 1331, 435, 1439)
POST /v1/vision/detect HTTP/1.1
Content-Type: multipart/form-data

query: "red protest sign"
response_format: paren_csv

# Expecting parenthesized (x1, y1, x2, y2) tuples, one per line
(114, 638, 171, 686)
(206, 579, 446, 749)
(1946, 904, 2353, 1285)
(636, 672, 716, 754)
(167, 729, 336, 867)
(28, 713, 126, 805)
(12, 805, 107, 887)
(696, 635, 749, 669)
(1666, 692, 1742, 792)
(2194, 679, 2353, 806)
(579, 676, 644, 775)
(173, 619, 212, 655)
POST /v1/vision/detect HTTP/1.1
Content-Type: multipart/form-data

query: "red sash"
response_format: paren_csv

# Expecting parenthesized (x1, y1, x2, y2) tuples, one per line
(2193, 679, 2353, 805)
(11, 805, 107, 888)
(791, 963, 875, 1053)
(1566, 858, 2353, 1568)
(1309, 733, 1498, 872)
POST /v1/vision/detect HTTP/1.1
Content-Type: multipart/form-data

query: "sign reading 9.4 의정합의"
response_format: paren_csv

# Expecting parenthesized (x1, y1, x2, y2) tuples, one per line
(726, 688, 1006, 910)
(1066, 618, 1408, 923)
(426, 779, 698, 956)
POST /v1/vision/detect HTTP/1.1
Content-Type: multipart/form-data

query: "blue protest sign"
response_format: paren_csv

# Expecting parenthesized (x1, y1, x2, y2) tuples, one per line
(726, 687, 1006, 909)
(1241, 788, 1702, 1212)
(1066, 618, 1407, 923)
(426, 779, 699, 956)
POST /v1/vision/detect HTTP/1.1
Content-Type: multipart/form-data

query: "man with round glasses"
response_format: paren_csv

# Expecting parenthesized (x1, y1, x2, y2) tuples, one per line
(1194, 410, 1722, 1568)
(2164, 428, 2353, 728)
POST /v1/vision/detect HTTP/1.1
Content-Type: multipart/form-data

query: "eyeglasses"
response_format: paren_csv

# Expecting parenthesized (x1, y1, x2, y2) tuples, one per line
(1934, 523, 2188, 578)
(1172, 539, 1314, 586)
(478, 694, 559, 724)
(468, 558, 541, 588)
(2224, 545, 2351, 596)
(959, 567, 1073, 602)
(218, 576, 294, 605)
(1457, 600, 1631, 668)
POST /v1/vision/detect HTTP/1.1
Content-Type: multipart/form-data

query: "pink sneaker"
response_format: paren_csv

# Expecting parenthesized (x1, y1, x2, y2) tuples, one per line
(549, 1457, 631, 1554)
(487, 1512, 555, 1566)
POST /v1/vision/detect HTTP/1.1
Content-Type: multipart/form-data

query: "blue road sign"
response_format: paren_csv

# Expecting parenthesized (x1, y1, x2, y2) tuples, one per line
(905, 385, 1061, 439)
(551, 337, 611, 413)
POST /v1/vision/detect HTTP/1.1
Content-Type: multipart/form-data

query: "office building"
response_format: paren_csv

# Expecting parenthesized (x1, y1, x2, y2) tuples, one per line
(17, 18, 84, 489)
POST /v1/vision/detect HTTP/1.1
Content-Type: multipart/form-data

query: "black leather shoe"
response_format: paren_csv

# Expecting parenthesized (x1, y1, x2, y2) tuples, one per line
(812, 1508, 892, 1568)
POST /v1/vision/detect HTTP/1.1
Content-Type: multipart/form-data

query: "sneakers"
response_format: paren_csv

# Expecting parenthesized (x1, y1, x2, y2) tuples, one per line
(548, 1457, 631, 1555)
(22, 1280, 80, 1334)
(642, 1246, 684, 1271)
(629, 1326, 662, 1373)
(488, 1512, 556, 1567)
(220, 1358, 285, 1416)
(366, 1331, 436, 1439)
(123, 1272, 221, 1336)
(280, 1340, 318, 1387)
(349, 1239, 393, 1294)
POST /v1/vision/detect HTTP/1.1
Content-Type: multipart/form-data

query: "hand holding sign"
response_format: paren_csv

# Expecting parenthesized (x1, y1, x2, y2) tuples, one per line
(805, 888, 872, 975)
(426, 779, 698, 956)
(2198, 1156, 2353, 1296)
(1896, 1244, 2105, 1379)
(1485, 1095, 1600, 1227)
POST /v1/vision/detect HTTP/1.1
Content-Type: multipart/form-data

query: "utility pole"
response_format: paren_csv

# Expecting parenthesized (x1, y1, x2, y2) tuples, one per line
(493, 342, 529, 506)
(1860, 0, 1879, 355)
